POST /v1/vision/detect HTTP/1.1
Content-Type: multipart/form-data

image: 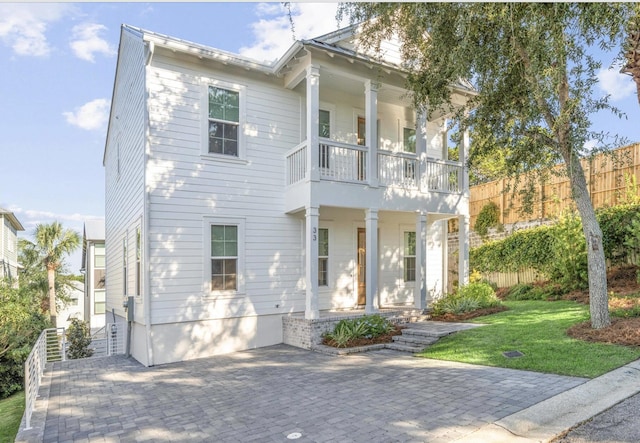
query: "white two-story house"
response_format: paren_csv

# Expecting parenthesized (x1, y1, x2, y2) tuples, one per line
(104, 23, 473, 366)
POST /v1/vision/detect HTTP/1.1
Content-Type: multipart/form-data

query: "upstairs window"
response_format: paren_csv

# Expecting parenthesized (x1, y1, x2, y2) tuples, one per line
(208, 86, 239, 156)
(404, 231, 416, 282)
(319, 110, 331, 169)
(319, 110, 331, 138)
(403, 127, 416, 153)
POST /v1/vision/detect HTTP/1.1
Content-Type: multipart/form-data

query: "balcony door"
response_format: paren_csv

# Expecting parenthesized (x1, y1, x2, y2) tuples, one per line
(357, 228, 366, 305)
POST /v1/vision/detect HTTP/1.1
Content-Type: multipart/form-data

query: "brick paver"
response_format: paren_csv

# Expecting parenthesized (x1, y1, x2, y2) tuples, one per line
(34, 345, 585, 442)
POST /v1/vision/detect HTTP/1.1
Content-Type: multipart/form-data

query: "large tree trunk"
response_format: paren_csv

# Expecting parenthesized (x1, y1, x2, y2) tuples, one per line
(563, 152, 611, 329)
(47, 267, 57, 326)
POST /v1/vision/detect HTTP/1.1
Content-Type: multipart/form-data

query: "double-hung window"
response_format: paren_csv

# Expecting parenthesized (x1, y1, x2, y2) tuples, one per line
(208, 86, 239, 157)
(211, 225, 238, 291)
(403, 127, 416, 153)
(318, 228, 329, 286)
(319, 109, 331, 169)
(403, 127, 417, 181)
(404, 231, 416, 282)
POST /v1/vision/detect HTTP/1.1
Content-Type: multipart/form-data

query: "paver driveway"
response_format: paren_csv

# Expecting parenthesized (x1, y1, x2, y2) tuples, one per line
(38, 345, 585, 442)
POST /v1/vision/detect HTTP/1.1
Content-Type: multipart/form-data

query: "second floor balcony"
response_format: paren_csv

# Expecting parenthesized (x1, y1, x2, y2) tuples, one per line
(286, 137, 463, 194)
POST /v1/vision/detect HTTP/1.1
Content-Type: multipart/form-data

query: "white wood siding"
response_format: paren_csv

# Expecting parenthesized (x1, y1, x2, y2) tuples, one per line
(146, 52, 304, 324)
(104, 27, 146, 322)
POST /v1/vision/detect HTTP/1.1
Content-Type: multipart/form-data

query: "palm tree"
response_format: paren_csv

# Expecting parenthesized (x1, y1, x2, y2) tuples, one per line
(623, 7, 640, 105)
(29, 222, 81, 325)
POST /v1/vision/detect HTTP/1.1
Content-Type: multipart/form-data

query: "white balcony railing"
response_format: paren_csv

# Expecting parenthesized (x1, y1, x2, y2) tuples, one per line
(378, 151, 418, 188)
(319, 138, 367, 183)
(424, 158, 462, 193)
(286, 141, 307, 186)
(285, 139, 463, 194)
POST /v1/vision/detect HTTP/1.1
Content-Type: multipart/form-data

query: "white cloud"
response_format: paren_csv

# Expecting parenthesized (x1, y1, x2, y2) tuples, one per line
(597, 65, 636, 101)
(8, 205, 101, 225)
(63, 98, 110, 131)
(0, 4, 72, 57)
(240, 3, 342, 63)
(69, 23, 116, 62)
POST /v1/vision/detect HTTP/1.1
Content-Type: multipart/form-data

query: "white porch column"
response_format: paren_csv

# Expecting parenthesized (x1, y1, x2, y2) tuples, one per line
(365, 208, 379, 313)
(305, 206, 320, 319)
(365, 79, 378, 187)
(415, 212, 427, 310)
(306, 64, 320, 182)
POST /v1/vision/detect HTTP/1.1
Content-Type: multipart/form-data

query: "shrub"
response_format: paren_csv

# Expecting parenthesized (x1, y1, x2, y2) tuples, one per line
(474, 202, 501, 237)
(471, 204, 640, 292)
(432, 282, 501, 316)
(546, 213, 588, 291)
(323, 314, 395, 348)
(0, 283, 50, 399)
(66, 319, 94, 360)
(506, 284, 535, 300)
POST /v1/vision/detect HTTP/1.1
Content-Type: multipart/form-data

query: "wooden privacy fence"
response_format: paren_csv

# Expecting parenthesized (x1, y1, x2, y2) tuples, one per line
(469, 143, 640, 228)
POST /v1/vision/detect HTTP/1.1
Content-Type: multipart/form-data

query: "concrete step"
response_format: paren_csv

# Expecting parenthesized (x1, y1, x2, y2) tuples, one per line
(385, 342, 426, 353)
(400, 327, 446, 338)
(392, 335, 439, 346)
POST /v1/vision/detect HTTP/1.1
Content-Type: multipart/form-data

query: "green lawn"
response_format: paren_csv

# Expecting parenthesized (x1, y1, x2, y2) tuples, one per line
(0, 391, 24, 443)
(418, 300, 640, 378)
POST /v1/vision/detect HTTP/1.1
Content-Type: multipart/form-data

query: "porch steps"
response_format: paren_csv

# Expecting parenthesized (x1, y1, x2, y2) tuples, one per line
(387, 320, 477, 354)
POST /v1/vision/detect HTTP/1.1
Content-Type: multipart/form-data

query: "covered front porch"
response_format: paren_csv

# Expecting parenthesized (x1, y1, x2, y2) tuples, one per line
(288, 206, 470, 321)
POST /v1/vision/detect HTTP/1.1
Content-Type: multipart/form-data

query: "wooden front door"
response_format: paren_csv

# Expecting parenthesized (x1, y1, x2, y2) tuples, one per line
(357, 228, 366, 305)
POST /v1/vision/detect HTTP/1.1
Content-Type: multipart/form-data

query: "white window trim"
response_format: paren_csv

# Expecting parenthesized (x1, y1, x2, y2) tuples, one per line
(318, 226, 330, 288)
(203, 216, 246, 298)
(319, 102, 335, 139)
(402, 120, 417, 154)
(317, 221, 334, 290)
(201, 78, 248, 162)
(400, 224, 416, 285)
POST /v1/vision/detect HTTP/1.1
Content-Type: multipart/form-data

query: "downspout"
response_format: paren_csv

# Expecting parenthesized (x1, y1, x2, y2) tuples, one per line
(143, 39, 154, 366)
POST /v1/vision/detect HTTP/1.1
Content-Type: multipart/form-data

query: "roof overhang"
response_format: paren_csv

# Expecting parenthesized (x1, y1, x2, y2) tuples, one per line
(0, 209, 24, 231)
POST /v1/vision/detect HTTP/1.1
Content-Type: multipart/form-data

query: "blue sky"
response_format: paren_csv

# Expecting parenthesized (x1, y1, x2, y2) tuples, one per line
(0, 2, 638, 271)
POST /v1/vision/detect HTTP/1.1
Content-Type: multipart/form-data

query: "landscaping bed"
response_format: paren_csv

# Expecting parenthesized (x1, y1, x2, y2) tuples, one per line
(321, 324, 404, 348)
(548, 265, 640, 347)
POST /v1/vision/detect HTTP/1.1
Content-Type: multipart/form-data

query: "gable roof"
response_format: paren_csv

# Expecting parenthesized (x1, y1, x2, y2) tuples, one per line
(83, 219, 105, 242)
(81, 219, 105, 272)
(0, 207, 25, 231)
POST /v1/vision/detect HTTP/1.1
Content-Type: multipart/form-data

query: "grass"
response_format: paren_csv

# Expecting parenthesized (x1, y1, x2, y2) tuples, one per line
(0, 391, 24, 443)
(418, 300, 640, 378)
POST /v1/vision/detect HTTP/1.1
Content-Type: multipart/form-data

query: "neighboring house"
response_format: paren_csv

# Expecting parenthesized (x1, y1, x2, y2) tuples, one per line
(81, 220, 106, 331)
(104, 23, 473, 366)
(0, 207, 24, 283)
(56, 280, 85, 329)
